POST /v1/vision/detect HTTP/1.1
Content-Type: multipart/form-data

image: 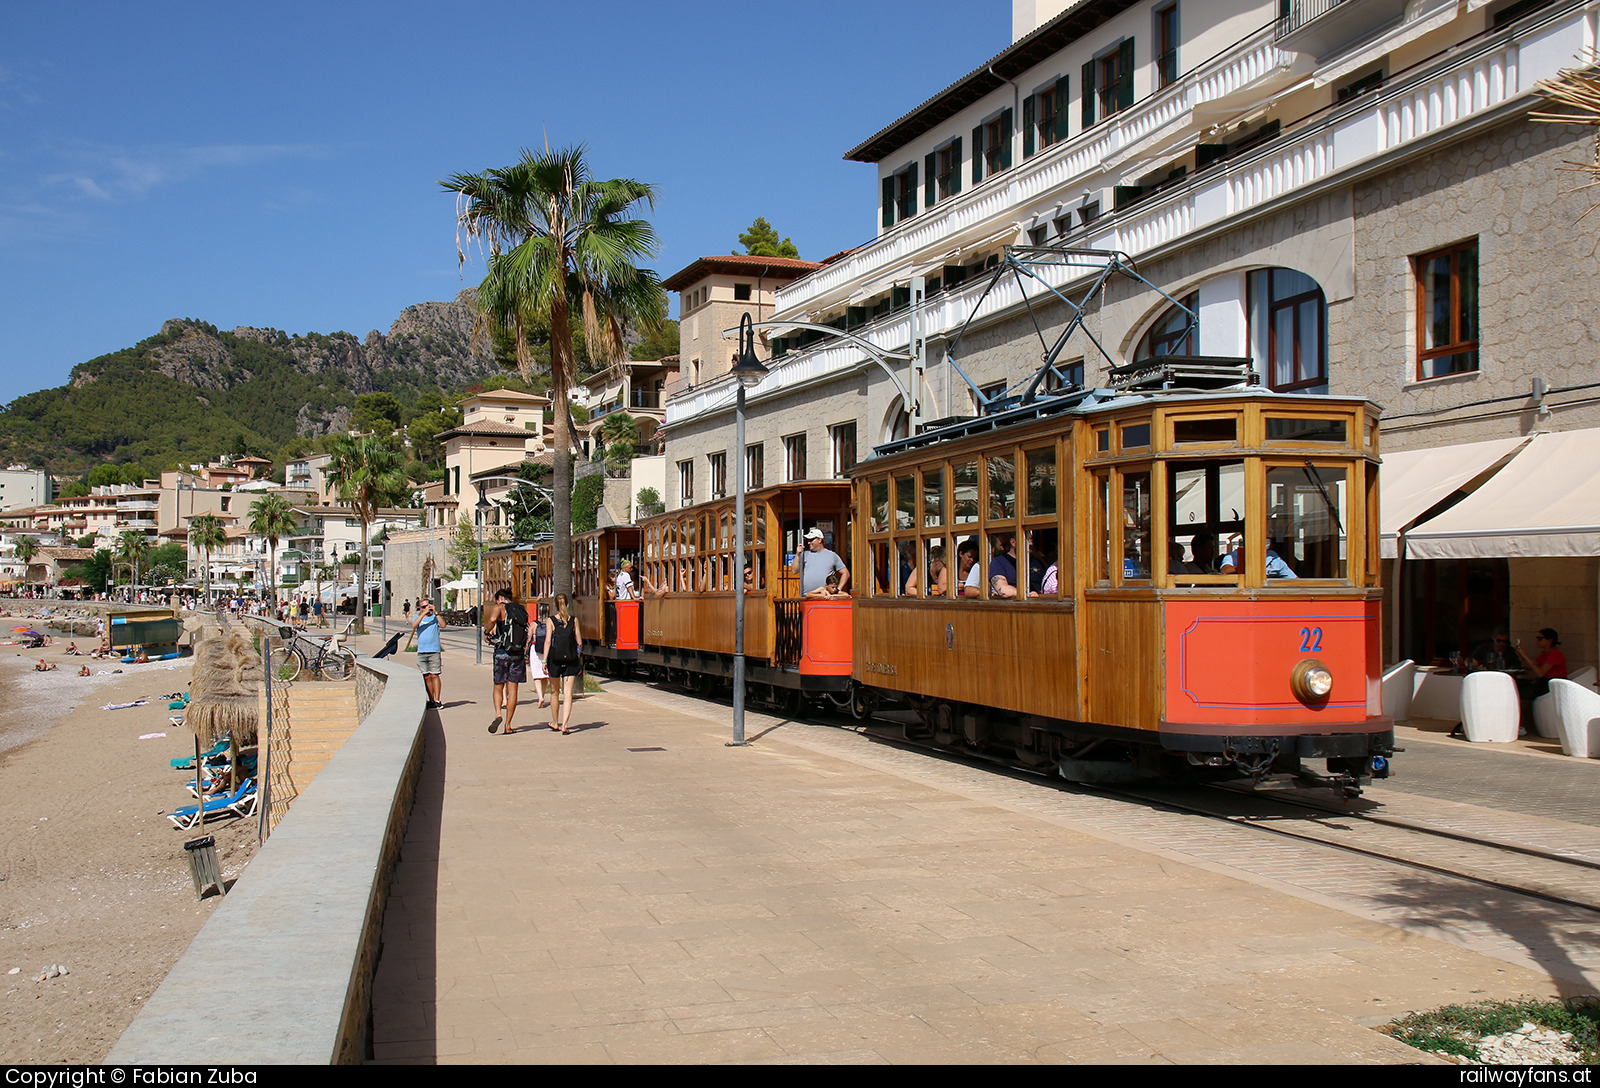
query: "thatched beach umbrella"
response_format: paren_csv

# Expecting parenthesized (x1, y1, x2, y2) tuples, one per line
(181, 617, 263, 798)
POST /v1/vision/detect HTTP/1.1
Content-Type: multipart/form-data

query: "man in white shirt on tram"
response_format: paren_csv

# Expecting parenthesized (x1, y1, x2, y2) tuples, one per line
(793, 527, 849, 595)
(614, 559, 637, 600)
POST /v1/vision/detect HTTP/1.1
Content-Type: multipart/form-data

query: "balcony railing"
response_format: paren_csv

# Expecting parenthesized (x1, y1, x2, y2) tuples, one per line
(670, 4, 1580, 429)
(1277, 0, 1345, 37)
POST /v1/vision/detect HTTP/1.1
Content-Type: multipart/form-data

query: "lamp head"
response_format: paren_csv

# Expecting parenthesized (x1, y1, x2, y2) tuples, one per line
(730, 313, 768, 389)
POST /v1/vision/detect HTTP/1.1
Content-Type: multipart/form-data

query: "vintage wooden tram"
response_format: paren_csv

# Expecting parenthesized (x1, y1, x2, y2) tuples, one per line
(497, 383, 1392, 791)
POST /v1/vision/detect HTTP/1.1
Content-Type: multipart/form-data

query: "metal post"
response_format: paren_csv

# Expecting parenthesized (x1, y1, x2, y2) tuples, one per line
(732, 380, 748, 746)
(475, 510, 485, 666)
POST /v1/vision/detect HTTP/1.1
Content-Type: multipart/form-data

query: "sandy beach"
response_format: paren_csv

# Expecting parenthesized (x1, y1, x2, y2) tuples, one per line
(0, 609, 260, 1062)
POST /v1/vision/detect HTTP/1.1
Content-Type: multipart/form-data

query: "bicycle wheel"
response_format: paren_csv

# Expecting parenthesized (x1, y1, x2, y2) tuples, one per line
(270, 646, 303, 683)
(318, 650, 355, 682)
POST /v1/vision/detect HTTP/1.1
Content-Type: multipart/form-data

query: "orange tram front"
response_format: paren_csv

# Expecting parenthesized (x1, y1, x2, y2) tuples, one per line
(849, 386, 1392, 791)
(633, 482, 856, 707)
(498, 528, 648, 671)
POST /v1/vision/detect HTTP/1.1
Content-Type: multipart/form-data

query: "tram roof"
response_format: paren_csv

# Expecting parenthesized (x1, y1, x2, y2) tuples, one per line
(869, 384, 1382, 461)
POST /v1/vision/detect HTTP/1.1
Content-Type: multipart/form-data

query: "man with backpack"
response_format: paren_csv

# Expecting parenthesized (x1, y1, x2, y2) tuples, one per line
(483, 587, 529, 735)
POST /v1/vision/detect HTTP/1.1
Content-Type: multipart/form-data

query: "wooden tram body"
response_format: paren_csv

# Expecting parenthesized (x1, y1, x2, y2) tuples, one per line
(851, 388, 1390, 785)
(635, 482, 855, 697)
(503, 386, 1391, 789)
(519, 527, 647, 667)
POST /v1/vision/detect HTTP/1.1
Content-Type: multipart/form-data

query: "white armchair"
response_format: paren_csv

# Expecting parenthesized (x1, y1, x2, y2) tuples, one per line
(1460, 671, 1520, 743)
(1549, 678, 1600, 758)
(1381, 660, 1415, 722)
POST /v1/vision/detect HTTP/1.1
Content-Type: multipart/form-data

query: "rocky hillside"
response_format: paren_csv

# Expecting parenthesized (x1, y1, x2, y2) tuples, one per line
(1, 290, 502, 474)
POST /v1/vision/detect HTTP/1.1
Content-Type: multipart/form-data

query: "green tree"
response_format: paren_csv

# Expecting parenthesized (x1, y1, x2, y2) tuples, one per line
(247, 492, 297, 607)
(352, 393, 405, 435)
(737, 217, 800, 259)
(631, 318, 680, 360)
(407, 407, 462, 464)
(442, 145, 667, 597)
(188, 513, 226, 607)
(15, 537, 39, 568)
(113, 531, 149, 594)
(599, 412, 640, 474)
(326, 433, 409, 633)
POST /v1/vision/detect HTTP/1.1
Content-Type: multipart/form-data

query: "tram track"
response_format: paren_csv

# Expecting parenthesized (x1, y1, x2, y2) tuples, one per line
(842, 716, 1600, 916)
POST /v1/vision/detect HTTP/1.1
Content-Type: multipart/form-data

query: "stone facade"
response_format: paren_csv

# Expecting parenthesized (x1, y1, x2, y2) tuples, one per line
(382, 527, 452, 609)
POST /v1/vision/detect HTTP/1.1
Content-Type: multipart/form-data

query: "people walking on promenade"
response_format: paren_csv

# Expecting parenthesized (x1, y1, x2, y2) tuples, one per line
(544, 593, 582, 735)
(483, 587, 528, 735)
(411, 598, 444, 709)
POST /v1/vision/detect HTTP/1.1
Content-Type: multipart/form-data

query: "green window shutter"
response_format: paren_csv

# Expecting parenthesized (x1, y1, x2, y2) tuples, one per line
(882, 176, 895, 227)
(925, 153, 936, 206)
(999, 108, 1013, 168)
(1082, 60, 1096, 126)
(1023, 95, 1036, 158)
(971, 125, 985, 183)
(1053, 75, 1071, 143)
(1118, 39, 1136, 111)
(950, 137, 962, 194)
(906, 161, 917, 216)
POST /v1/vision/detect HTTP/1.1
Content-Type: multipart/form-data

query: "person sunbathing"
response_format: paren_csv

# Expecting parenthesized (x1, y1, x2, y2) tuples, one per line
(78, 665, 90, 676)
(35, 659, 56, 672)
(64, 642, 80, 655)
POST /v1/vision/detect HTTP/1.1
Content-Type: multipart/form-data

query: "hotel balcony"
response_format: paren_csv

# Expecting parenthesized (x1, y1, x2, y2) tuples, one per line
(670, 3, 1587, 427)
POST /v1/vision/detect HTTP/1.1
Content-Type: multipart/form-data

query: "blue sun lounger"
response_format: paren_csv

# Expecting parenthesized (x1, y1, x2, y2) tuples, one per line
(170, 737, 229, 770)
(166, 779, 257, 830)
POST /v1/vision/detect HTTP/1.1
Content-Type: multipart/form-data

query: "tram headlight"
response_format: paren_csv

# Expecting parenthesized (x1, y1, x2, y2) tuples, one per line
(1290, 659, 1334, 703)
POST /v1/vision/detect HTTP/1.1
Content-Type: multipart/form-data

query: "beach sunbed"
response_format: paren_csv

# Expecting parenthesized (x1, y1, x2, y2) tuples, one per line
(170, 737, 229, 770)
(166, 779, 257, 830)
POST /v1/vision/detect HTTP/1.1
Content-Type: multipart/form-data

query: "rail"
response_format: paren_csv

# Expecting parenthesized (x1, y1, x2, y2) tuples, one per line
(773, 599, 803, 668)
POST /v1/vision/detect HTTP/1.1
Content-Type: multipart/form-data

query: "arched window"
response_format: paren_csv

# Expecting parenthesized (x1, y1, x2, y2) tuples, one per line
(1136, 292, 1199, 359)
(883, 405, 910, 444)
(1249, 268, 1327, 392)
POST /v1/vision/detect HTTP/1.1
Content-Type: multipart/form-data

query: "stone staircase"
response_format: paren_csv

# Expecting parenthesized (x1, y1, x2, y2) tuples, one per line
(264, 681, 361, 824)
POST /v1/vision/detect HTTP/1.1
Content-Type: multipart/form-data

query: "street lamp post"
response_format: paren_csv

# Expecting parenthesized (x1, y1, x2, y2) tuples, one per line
(475, 493, 490, 666)
(729, 313, 769, 747)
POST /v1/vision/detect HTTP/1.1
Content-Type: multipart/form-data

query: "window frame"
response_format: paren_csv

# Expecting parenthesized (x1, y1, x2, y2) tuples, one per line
(830, 421, 858, 478)
(1414, 239, 1480, 381)
(677, 459, 694, 507)
(784, 432, 808, 483)
(708, 451, 727, 500)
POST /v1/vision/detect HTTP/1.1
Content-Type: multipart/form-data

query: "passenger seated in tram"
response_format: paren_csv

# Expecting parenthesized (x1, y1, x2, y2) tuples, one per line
(1218, 533, 1297, 578)
(742, 563, 756, 593)
(1036, 540, 1058, 596)
(898, 543, 915, 595)
(904, 545, 947, 597)
(989, 533, 1020, 598)
(956, 538, 982, 597)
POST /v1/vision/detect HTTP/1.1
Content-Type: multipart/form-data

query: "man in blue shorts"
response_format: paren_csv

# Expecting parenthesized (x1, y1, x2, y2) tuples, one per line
(482, 587, 528, 735)
(410, 598, 444, 709)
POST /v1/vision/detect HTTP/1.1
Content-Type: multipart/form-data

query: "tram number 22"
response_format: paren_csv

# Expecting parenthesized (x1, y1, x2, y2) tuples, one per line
(1298, 627, 1324, 653)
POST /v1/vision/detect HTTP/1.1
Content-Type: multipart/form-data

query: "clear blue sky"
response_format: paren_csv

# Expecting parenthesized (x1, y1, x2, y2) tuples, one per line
(0, 1, 1005, 406)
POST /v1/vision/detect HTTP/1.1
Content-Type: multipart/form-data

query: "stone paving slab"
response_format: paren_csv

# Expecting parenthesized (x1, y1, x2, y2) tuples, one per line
(364, 650, 1582, 1064)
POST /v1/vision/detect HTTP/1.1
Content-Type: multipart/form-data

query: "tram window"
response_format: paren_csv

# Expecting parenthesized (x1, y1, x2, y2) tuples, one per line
(1122, 471, 1152, 581)
(953, 461, 980, 523)
(955, 536, 983, 597)
(1095, 427, 1110, 453)
(870, 541, 893, 596)
(1167, 460, 1245, 584)
(1094, 473, 1111, 584)
(1026, 448, 1056, 516)
(987, 455, 1015, 521)
(1173, 417, 1237, 444)
(920, 537, 949, 597)
(1267, 464, 1348, 580)
(1120, 423, 1151, 450)
(922, 467, 944, 527)
(1265, 417, 1347, 444)
(895, 475, 915, 531)
(870, 479, 889, 533)
(1028, 527, 1059, 596)
(1366, 418, 1379, 451)
(895, 540, 916, 595)
(987, 531, 1022, 598)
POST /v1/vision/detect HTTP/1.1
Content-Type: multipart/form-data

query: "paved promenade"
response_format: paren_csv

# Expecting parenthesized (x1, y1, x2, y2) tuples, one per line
(357, 626, 1594, 1064)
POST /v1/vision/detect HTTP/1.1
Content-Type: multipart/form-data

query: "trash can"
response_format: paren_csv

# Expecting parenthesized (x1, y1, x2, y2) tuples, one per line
(184, 834, 225, 899)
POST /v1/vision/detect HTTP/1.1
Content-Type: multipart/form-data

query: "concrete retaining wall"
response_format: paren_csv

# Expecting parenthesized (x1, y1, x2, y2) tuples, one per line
(107, 656, 427, 1065)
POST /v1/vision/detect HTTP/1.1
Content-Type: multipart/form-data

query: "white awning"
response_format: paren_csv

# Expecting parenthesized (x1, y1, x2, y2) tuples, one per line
(1380, 436, 1526, 559)
(1405, 429, 1600, 559)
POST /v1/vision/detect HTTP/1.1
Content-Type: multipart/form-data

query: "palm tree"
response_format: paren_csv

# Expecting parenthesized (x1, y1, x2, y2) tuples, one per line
(247, 493, 297, 610)
(442, 145, 666, 596)
(326, 434, 408, 634)
(113, 531, 149, 599)
(188, 514, 226, 608)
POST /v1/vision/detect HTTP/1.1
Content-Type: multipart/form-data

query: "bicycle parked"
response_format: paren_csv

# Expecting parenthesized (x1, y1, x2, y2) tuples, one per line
(270, 620, 356, 682)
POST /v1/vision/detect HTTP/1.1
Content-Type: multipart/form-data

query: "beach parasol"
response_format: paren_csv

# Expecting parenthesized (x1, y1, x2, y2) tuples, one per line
(180, 617, 263, 796)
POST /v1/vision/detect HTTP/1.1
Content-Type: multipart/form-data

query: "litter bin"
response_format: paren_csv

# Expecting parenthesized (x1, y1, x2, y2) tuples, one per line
(184, 834, 225, 899)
